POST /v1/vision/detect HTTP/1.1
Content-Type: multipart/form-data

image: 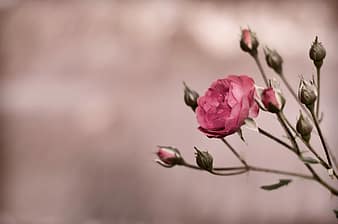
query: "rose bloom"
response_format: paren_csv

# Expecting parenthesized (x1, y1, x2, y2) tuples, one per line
(196, 75, 259, 138)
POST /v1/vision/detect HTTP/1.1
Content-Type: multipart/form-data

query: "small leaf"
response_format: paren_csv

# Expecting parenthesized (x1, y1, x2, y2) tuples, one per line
(301, 156, 319, 164)
(261, 179, 292, 191)
(333, 210, 338, 219)
(243, 118, 259, 132)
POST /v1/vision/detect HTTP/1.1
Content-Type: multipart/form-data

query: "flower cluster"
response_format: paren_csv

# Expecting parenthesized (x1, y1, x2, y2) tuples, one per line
(154, 27, 337, 216)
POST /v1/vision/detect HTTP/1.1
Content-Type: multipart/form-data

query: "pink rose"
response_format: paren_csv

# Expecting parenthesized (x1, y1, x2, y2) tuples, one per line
(156, 146, 182, 167)
(261, 87, 285, 113)
(196, 75, 259, 138)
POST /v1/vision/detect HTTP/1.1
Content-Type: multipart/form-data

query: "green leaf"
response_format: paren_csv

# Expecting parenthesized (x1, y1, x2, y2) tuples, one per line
(261, 179, 292, 191)
(301, 156, 319, 164)
(333, 210, 338, 219)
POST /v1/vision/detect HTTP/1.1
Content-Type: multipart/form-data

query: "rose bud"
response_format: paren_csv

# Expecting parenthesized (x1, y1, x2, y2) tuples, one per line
(264, 47, 283, 75)
(183, 82, 199, 112)
(296, 111, 313, 142)
(240, 28, 259, 56)
(156, 146, 183, 167)
(196, 75, 259, 138)
(298, 78, 317, 110)
(194, 147, 213, 172)
(309, 36, 326, 69)
(260, 87, 285, 113)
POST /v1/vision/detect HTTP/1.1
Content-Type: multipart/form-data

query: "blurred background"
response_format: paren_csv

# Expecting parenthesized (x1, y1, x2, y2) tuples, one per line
(0, 0, 337, 223)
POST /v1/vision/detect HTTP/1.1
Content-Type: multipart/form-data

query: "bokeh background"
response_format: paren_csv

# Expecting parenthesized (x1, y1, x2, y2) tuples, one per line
(0, 0, 337, 223)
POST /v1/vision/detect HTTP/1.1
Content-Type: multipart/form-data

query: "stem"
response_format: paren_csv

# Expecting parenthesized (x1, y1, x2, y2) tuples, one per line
(278, 112, 300, 154)
(280, 74, 312, 119)
(181, 162, 313, 180)
(306, 164, 338, 196)
(210, 170, 248, 176)
(258, 127, 294, 152)
(279, 111, 338, 195)
(249, 166, 313, 180)
(310, 109, 332, 168)
(253, 54, 269, 86)
(221, 138, 249, 168)
(316, 67, 320, 118)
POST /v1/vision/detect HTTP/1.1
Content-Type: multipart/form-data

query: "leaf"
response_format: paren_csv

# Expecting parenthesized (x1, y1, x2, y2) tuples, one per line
(301, 156, 319, 164)
(260, 179, 292, 191)
(333, 210, 338, 219)
(243, 118, 259, 132)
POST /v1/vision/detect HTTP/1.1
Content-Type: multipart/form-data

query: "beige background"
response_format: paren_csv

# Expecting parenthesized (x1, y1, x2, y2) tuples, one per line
(0, 0, 337, 223)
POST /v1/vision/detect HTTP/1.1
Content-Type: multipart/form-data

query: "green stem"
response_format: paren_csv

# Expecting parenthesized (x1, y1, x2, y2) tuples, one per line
(316, 67, 320, 118)
(278, 112, 300, 154)
(181, 162, 313, 180)
(310, 108, 332, 168)
(221, 138, 249, 168)
(249, 166, 313, 180)
(258, 127, 294, 152)
(253, 54, 269, 86)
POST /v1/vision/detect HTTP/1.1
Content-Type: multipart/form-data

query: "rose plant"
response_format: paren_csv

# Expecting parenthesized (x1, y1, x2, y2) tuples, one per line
(155, 27, 338, 218)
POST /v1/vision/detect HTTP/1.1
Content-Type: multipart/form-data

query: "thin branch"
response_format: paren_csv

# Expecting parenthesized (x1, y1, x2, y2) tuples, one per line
(221, 138, 249, 168)
(258, 127, 294, 152)
(310, 109, 332, 168)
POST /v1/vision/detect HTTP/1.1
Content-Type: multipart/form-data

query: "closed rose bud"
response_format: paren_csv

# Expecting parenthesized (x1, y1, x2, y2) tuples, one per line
(240, 28, 259, 56)
(195, 147, 213, 172)
(260, 87, 285, 113)
(264, 47, 283, 75)
(156, 146, 183, 167)
(296, 112, 313, 142)
(309, 36, 326, 68)
(183, 82, 199, 112)
(298, 78, 317, 110)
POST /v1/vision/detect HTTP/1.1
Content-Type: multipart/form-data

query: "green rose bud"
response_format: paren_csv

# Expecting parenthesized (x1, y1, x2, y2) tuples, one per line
(183, 82, 199, 112)
(195, 147, 213, 172)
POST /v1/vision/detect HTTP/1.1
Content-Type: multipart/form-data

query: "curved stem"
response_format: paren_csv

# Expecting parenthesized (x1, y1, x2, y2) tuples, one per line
(258, 127, 294, 152)
(316, 67, 320, 118)
(310, 109, 332, 168)
(249, 166, 313, 180)
(221, 138, 249, 168)
(210, 169, 248, 176)
(181, 162, 313, 180)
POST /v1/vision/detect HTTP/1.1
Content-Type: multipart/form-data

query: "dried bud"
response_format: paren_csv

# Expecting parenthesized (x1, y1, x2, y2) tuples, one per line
(298, 78, 317, 110)
(195, 147, 213, 172)
(296, 112, 313, 142)
(264, 47, 283, 75)
(240, 28, 259, 56)
(309, 36, 326, 69)
(183, 82, 199, 112)
(156, 146, 183, 167)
